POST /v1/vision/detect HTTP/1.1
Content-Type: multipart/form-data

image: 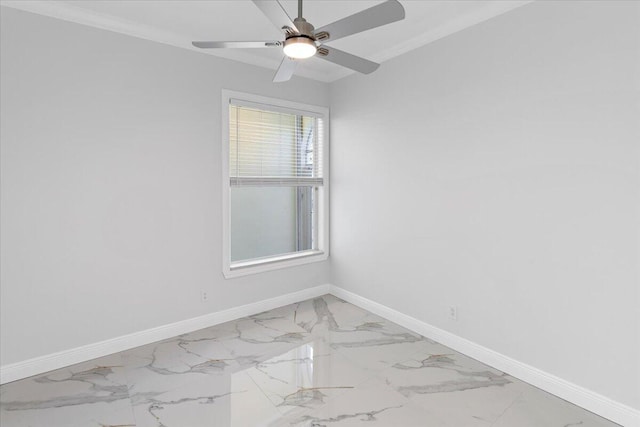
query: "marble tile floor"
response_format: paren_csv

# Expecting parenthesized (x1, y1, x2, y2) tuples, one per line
(0, 294, 620, 427)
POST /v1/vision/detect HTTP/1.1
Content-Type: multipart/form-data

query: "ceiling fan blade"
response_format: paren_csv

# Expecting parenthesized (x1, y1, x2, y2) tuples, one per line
(252, 0, 298, 33)
(314, 0, 405, 43)
(192, 41, 281, 49)
(273, 56, 298, 82)
(317, 47, 379, 74)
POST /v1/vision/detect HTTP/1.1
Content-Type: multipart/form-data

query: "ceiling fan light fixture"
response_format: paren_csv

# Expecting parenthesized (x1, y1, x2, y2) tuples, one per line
(283, 36, 317, 59)
(192, 0, 405, 82)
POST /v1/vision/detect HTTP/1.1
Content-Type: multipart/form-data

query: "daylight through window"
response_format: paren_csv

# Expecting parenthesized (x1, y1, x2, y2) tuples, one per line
(223, 94, 328, 276)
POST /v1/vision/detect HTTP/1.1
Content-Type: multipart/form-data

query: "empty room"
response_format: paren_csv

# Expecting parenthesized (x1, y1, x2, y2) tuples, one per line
(0, 0, 638, 426)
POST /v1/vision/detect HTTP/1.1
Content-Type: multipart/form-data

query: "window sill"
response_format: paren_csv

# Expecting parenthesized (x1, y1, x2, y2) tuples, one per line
(223, 250, 327, 279)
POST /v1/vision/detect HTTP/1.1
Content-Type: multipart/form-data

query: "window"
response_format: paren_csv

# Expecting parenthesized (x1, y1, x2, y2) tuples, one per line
(222, 90, 329, 277)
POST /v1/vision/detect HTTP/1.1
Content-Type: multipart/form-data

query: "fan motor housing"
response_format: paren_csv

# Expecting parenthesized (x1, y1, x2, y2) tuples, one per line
(291, 17, 315, 40)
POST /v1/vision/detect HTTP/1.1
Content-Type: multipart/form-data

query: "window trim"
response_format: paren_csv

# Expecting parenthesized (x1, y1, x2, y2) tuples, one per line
(221, 89, 329, 279)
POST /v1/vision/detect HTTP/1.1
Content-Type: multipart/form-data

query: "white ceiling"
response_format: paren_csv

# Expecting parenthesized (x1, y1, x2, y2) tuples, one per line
(0, 0, 532, 82)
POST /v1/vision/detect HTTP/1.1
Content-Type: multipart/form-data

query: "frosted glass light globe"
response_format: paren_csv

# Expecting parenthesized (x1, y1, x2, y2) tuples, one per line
(283, 36, 317, 59)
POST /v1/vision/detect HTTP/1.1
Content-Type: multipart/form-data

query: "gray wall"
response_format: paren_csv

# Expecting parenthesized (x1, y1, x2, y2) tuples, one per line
(330, 1, 639, 409)
(0, 7, 330, 365)
(2, 0, 639, 413)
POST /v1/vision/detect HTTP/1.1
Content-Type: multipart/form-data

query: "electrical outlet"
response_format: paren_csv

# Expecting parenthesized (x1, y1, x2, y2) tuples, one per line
(201, 290, 209, 302)
(448, 306, 458, 321)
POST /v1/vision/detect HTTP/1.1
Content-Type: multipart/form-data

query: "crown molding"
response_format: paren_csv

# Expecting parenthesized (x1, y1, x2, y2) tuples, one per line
(325, 0, 534, 82)
(1, 0, 532, 83)
(0, 0, 332, 82)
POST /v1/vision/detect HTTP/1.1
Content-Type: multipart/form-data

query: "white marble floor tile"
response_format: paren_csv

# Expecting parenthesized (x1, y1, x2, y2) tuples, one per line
(278, 378, 449, 427)
(293, 295, 373, 336)
(0, 295, 622, 427)
(491, 379, 620, 427)
(129, 372, 235, 427)
(123, 334, 240, 373)
(230, 371, 284, 427)
(244, 339, 374, 416)
(217, 313, 313, 370)
(120, 337, 241, 402)
(378, 349, 523, 426)
(0, 354, 136, 427)
(324, 316, 438, 373)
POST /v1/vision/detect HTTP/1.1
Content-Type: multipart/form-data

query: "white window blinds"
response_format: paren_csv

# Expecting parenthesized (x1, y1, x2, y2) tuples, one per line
(229, 100, 324, 187)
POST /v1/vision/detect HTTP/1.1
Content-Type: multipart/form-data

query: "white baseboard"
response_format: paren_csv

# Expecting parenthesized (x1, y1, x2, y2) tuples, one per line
(328, 285, 639, 427)
(2, 283, 637, 427)
(0, 284, 331, 385)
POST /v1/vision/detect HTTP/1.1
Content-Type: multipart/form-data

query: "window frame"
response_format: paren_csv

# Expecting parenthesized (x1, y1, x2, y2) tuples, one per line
(221, 89, 329, 278)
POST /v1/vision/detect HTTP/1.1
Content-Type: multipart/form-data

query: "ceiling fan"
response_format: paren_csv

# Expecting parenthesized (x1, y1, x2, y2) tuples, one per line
(192, 0, 405, 82)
